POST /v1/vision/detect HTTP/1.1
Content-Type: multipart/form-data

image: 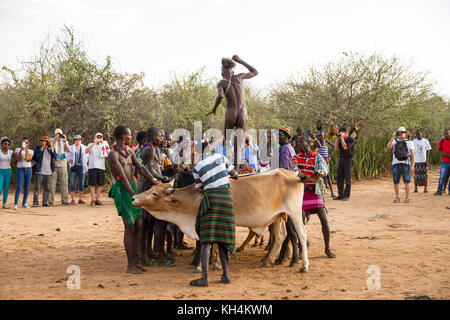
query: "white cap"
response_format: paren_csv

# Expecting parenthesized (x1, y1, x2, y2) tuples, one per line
(95, 132, 103, 138)
(55, 128, 63, 135)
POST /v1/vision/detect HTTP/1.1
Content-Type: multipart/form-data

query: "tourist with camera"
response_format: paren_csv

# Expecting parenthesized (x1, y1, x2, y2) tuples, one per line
(32, 136, 56, 207)
(13, 137, 34, 209)
(333, 127, 356, 200)
(68, 135, 88, 205)
(49, 128, 71, 206)
(387, 127, 415, 203)
(85, 132, 110, 206)
(241, 135, 259, 171)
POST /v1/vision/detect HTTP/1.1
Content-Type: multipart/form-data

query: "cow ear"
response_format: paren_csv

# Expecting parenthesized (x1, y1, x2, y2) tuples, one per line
(168, 179, 175, 187)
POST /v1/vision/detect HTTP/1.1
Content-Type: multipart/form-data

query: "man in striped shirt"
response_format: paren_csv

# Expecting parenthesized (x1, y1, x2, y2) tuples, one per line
(190, 146, 238, 287)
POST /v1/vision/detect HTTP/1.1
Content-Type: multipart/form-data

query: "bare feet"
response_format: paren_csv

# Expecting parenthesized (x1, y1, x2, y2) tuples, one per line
(189, 278, 209, 287)
(126, 266, 144, 274)
(325, 249, 336, 258)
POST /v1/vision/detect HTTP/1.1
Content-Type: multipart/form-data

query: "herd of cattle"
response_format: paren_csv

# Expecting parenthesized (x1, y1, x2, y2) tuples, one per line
(133, 168, 311, 273)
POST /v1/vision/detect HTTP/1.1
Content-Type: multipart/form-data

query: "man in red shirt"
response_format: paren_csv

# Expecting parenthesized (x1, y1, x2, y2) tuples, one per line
(435, 128, 450, 195)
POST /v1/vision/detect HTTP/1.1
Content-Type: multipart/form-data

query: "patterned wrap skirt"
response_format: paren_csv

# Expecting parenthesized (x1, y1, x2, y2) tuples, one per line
(195, 187, 236, 259)
(414, 162, 428, 186)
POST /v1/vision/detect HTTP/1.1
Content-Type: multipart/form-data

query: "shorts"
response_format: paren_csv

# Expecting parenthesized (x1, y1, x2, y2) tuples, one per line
(392, 164, 411, 184)
(88, 168, 106, 186)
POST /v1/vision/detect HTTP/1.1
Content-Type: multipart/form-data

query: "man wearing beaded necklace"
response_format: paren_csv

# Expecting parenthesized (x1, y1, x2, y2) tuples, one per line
(139, 127, 173, 267)
(107, 126, 161, 274)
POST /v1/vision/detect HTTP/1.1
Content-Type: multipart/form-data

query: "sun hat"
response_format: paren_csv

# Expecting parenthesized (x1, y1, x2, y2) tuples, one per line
(278, 125, 291, 138)
(95, 132, 103, 138)
(0, 136, 12, 145)
(73, 135, 82, 141)
(397, 126, 407, 132)
(40, 136, 50, 142)
(55, 128, 63, 135)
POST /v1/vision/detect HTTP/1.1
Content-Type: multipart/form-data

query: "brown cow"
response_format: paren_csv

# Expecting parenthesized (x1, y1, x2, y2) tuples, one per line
(133, 168, 310, 273)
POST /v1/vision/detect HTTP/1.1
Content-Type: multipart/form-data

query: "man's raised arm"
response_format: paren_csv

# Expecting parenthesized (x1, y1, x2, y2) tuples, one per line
(232, 55, 258, 80)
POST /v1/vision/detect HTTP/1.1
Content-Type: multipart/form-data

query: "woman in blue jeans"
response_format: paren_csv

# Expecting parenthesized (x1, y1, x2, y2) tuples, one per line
(68, 135, 88, 204)
(13, 137, 34, 209)
(0, 137, 14, 209)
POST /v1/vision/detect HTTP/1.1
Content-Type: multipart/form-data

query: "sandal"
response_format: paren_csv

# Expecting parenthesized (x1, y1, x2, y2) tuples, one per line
(90, 200, 96, 206)
(404, 198, 411, 203)
(95, 200, 102, 206)
(393, 197, 400, 203)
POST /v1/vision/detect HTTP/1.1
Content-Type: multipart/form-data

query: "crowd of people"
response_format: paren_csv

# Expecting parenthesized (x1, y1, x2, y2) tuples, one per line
(0, 129, 110, 209)
(0, 124, 448, 285)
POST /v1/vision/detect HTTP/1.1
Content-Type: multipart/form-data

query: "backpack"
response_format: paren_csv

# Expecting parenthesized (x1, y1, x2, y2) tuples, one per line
(394, 139, 409, 161)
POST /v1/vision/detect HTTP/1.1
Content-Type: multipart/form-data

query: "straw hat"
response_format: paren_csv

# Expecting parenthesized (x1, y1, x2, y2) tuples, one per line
(0, 136, 12, 145)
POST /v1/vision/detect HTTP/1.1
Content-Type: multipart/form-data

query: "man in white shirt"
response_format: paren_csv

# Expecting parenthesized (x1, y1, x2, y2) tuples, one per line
(412, 130, 432, 193)
(387, 127, 415, 203)
(49, 128, 71, 206)
(85, 133, 110, 206)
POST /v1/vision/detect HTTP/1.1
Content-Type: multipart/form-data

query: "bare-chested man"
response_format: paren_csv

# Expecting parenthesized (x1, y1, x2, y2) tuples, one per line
(206, 55, 258, 169)
(139, 127, 174, 266)
(107, 125, 158, 274)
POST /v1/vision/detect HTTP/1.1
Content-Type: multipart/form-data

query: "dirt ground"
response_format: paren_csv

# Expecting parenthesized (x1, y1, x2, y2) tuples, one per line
(1, 166, 449, 300)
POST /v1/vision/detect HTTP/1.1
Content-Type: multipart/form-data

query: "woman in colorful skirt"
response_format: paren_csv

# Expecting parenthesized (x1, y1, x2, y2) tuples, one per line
(291, 134, 336, 258)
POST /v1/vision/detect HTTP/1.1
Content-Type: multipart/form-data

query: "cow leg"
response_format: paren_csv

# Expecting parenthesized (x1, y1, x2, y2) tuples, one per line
(189, 242, 210, 287)
(262, 218, 286, 267)
(237, 230, 255, 252)
(317, 208, 336, 258)
(288, 212, 309, 273)
(259, 234, 264, 247)
(264, 229, 273, 251)
(211, 243, 222, 270)
(275, 217, 299, 267)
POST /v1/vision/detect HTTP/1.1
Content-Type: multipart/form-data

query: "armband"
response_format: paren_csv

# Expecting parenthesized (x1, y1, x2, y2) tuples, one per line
(116, 173, 124, 181)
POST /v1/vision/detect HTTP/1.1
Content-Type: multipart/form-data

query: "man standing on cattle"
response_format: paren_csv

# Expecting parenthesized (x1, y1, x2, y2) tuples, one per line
(206, 55, 258, 169)
(107, 125, 160, 274)
(189, 142, 239, 287)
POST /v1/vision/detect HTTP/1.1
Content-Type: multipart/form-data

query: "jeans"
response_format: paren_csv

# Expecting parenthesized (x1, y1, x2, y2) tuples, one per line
(337, 158, 353, 198)
(392, 163, 411, 184)
(0, 168, 13, 203)
(49, 166, 69, 203)
(15, 167, 33, 205)
(70, 169, 85, 192)
(33, 174, 52, 206)
(437, 162, 450, 192)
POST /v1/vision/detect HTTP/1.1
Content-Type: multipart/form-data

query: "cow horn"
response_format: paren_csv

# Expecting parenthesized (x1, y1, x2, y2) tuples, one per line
(165, 188, 175, 194)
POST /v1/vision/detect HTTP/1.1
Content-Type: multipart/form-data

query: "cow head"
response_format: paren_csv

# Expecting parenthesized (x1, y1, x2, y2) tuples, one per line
(132, 183, 201, 240)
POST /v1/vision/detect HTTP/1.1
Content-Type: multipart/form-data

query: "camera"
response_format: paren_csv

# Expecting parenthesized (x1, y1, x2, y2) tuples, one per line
(245, 139, 249, 145)
(396, 131, 401, 137)
(336, 132, 341, 137)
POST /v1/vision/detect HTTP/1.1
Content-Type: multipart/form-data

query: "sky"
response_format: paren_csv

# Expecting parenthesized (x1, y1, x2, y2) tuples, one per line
(1, 0, 450, 97)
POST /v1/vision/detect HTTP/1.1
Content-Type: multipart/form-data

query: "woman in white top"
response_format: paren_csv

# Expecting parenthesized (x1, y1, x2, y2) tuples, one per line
(0, 137, 14, 209)
(13, 137, 34, 209)
(68, 135, 89, 204)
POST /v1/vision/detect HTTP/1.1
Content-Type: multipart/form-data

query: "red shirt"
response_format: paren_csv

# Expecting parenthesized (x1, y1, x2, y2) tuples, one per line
(438, 138, 450, 163)
(292, 151, 316, 187)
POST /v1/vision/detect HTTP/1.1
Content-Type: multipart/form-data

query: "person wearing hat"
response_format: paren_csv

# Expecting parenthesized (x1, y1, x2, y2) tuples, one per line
(0, 137, 14, 209)
(13, 137, 34, 209)
(32, 136, 56, 207)
(49, 128, 71, 205)
(387, 127, 415, 203)
(278, 126, 296, 171)
(85, 132, 110, 206)
(68, 135, 88, 205)
(333, 127, 356, 201)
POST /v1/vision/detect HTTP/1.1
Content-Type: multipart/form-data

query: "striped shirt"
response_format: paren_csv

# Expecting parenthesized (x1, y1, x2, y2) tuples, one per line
(316, 141, 329, 159)
(193, 153, 234, 190)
